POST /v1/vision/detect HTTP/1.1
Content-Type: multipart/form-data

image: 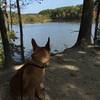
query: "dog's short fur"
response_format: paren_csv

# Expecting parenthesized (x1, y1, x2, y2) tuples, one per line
(10, 38, 50, 100)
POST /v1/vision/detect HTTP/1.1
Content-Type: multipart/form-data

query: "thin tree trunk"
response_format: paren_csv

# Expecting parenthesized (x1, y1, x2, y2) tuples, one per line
(94, 2, 100, 43)
(9, 0, 13, 31)
(0, 7, 11, 67)
(16, 0, 25, 62)
(74, 0, 94, 47)
(4, 0, 10, 31)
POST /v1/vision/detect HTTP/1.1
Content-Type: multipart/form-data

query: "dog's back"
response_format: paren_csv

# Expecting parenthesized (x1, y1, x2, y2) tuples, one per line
(10, 38, 50, 100)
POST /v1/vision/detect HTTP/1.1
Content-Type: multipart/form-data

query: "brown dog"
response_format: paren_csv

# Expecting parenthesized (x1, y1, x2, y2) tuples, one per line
(10, 38, 50, 100)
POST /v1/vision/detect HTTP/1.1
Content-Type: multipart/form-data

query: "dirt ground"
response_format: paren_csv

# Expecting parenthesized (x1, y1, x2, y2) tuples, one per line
(0, 45, 100, 100)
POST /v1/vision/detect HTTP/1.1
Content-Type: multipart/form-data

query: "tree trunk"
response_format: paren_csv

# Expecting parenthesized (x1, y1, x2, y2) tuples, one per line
(74, 0, 94, 47)
(3, 0, 10, 31)
(94, 1, 100, 44)
(9, 0, 13, 31)
(16, 0, 25, 62)
(0, 7, 11, 67)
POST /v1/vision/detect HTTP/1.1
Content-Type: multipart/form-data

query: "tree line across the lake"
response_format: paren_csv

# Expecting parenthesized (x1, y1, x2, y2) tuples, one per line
(9, 4, 100, 24)
(10, 5, 83, 24)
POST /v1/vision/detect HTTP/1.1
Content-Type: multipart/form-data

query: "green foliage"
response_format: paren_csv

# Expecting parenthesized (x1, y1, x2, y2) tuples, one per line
(0, 31, 16, 64)
(39, 5, 82, 21)
(8, 31, 15, 39)
(7, 31, 16, 40)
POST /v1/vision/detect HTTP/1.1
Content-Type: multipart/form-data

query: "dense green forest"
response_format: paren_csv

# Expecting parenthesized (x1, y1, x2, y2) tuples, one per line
(11, 5, 82, 24)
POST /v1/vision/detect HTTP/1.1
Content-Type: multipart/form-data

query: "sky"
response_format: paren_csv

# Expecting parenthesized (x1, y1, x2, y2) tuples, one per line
(21, 0, 83, 14)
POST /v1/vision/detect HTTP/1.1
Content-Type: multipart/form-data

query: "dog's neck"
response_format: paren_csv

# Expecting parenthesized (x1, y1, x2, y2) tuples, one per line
(30, 58, 47, 69)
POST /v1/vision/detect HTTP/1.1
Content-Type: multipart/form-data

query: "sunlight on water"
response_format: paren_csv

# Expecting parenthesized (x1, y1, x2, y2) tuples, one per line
(12, 22, 95, 60)
(13, 22, 80, 56)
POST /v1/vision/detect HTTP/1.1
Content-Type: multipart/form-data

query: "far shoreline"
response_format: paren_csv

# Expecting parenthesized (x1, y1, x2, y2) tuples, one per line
(13, 20, 81, 25)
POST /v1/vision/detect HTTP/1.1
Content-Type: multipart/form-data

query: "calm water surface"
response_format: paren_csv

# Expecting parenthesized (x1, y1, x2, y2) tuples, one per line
(13, 22, 95, 60)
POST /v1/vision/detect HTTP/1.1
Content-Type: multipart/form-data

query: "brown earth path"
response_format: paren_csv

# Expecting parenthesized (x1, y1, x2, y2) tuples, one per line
(0, 46, 100, 100)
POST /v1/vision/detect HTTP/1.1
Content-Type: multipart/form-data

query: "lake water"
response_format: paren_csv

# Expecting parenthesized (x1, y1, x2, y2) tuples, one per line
(12, 22, 95, 59)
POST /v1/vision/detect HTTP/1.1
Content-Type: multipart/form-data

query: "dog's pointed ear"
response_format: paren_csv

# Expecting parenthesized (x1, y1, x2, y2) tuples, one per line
(45, 37, 50, 51)
(31, 38, 38, 50)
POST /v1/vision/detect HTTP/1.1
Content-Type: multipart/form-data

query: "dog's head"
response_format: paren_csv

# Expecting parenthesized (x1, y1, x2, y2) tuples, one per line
(31, 38, 50, 65)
